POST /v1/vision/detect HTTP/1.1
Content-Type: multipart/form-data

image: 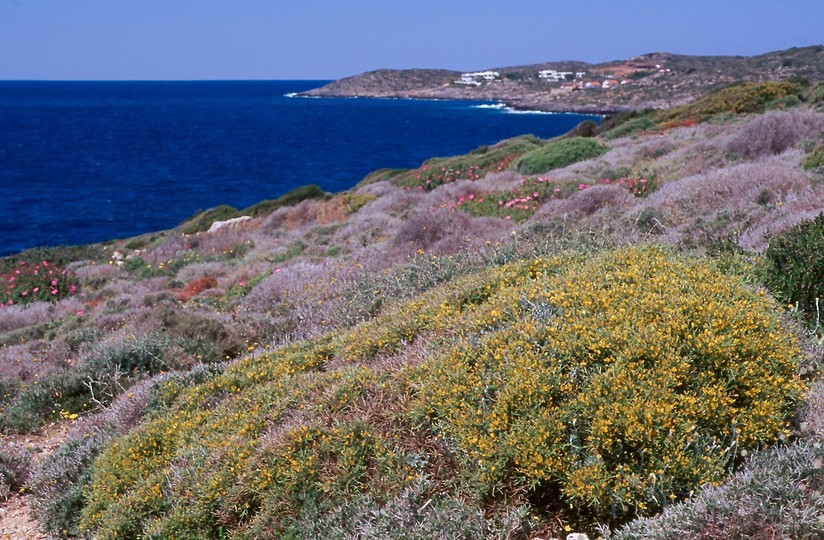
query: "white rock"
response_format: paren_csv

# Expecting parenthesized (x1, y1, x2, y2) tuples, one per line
(207, 215, 252, 233)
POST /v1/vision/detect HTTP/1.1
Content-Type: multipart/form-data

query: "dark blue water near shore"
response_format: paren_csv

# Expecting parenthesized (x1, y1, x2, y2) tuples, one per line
(0, 81, 598, 256)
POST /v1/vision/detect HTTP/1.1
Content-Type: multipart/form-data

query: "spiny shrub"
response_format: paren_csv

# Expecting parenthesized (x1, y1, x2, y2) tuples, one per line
(762, 212, 824, 316)
(725, 109, 824, 160)
(604, 439, 824, 540)
(661, 81, 803, 123)
(241, 184, 329, 218)
(0, 260, 79, 307)
(275, 480, 533, 540)
(412, 246, 804, 527)
(75, 246, 803, 537)
(29, 377, 177, 538)
(30, 431, 109, 536)
(0, 442, 31, 500)
(515, 137, 608, 174)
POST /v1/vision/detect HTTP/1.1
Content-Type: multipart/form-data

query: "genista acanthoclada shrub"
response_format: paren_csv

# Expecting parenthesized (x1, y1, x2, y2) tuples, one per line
(74, 246, 804, 538)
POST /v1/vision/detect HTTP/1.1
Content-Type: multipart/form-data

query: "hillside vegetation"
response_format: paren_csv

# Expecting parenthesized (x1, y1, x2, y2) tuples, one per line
(2, 80, 824, 539)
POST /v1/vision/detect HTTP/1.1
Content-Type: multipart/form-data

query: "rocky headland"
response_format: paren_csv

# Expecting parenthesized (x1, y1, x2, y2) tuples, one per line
(302, 46, 824, 113)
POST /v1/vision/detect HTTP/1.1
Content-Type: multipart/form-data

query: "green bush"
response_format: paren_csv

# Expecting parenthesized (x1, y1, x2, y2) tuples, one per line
(178, 205, 241, 235)
(762, 212, 824, 316)
(809, 82, 824, 105)
(242, 184, 329, 217)
(765, 94, 802, 110)
(603, 114, 656, 140)
(801, 145, 824, 171)
(515, 137, 608, 174)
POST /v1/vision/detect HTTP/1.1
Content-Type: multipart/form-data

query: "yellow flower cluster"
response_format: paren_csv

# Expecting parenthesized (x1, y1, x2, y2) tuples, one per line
(411, 246, 805, 522)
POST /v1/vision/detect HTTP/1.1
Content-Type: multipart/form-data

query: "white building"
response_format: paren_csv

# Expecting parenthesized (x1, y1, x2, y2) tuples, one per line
(539, 69, 586, 82)
(458, 71, 500, 85)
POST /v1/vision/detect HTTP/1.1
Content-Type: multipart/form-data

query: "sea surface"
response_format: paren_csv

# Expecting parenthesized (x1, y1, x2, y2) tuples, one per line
(0, 81, 598, 256)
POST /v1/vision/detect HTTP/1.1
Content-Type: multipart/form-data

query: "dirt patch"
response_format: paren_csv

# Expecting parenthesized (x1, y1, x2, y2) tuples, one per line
(1, 423, 69, 540)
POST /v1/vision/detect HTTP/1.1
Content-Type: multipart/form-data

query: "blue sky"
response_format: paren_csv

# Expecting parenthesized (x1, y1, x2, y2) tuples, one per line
(2, 0, 821, 80)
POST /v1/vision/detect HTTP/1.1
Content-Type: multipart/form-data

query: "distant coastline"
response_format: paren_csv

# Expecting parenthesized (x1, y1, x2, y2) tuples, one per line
(301, 45, 824, 113)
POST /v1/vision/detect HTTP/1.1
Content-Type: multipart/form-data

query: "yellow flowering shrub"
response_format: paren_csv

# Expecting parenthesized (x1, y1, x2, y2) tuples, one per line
(78, 245, 805, 537)
(411, 246, 805, 524)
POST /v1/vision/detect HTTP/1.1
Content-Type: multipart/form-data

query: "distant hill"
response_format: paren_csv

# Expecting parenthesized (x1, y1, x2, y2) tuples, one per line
(302, 45, 824, 112)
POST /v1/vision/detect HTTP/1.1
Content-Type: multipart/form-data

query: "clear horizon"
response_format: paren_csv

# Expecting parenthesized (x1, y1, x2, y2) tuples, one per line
(1, 0, 822, 81)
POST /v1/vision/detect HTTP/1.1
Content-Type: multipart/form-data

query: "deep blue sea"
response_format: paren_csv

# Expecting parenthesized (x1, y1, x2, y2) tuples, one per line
(0, 81, 598, 256)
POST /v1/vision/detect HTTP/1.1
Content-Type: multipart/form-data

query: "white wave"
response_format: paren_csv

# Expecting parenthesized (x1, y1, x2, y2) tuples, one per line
(283, 92, 321, 98)
(472, 103, 507, 110)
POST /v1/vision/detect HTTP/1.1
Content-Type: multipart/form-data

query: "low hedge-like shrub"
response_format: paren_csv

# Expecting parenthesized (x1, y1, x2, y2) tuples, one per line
(603, 114, 657, 140)
(241, 184, 329, 218)
(515, 137, 608, 174)
(178, 205, 241, 235)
